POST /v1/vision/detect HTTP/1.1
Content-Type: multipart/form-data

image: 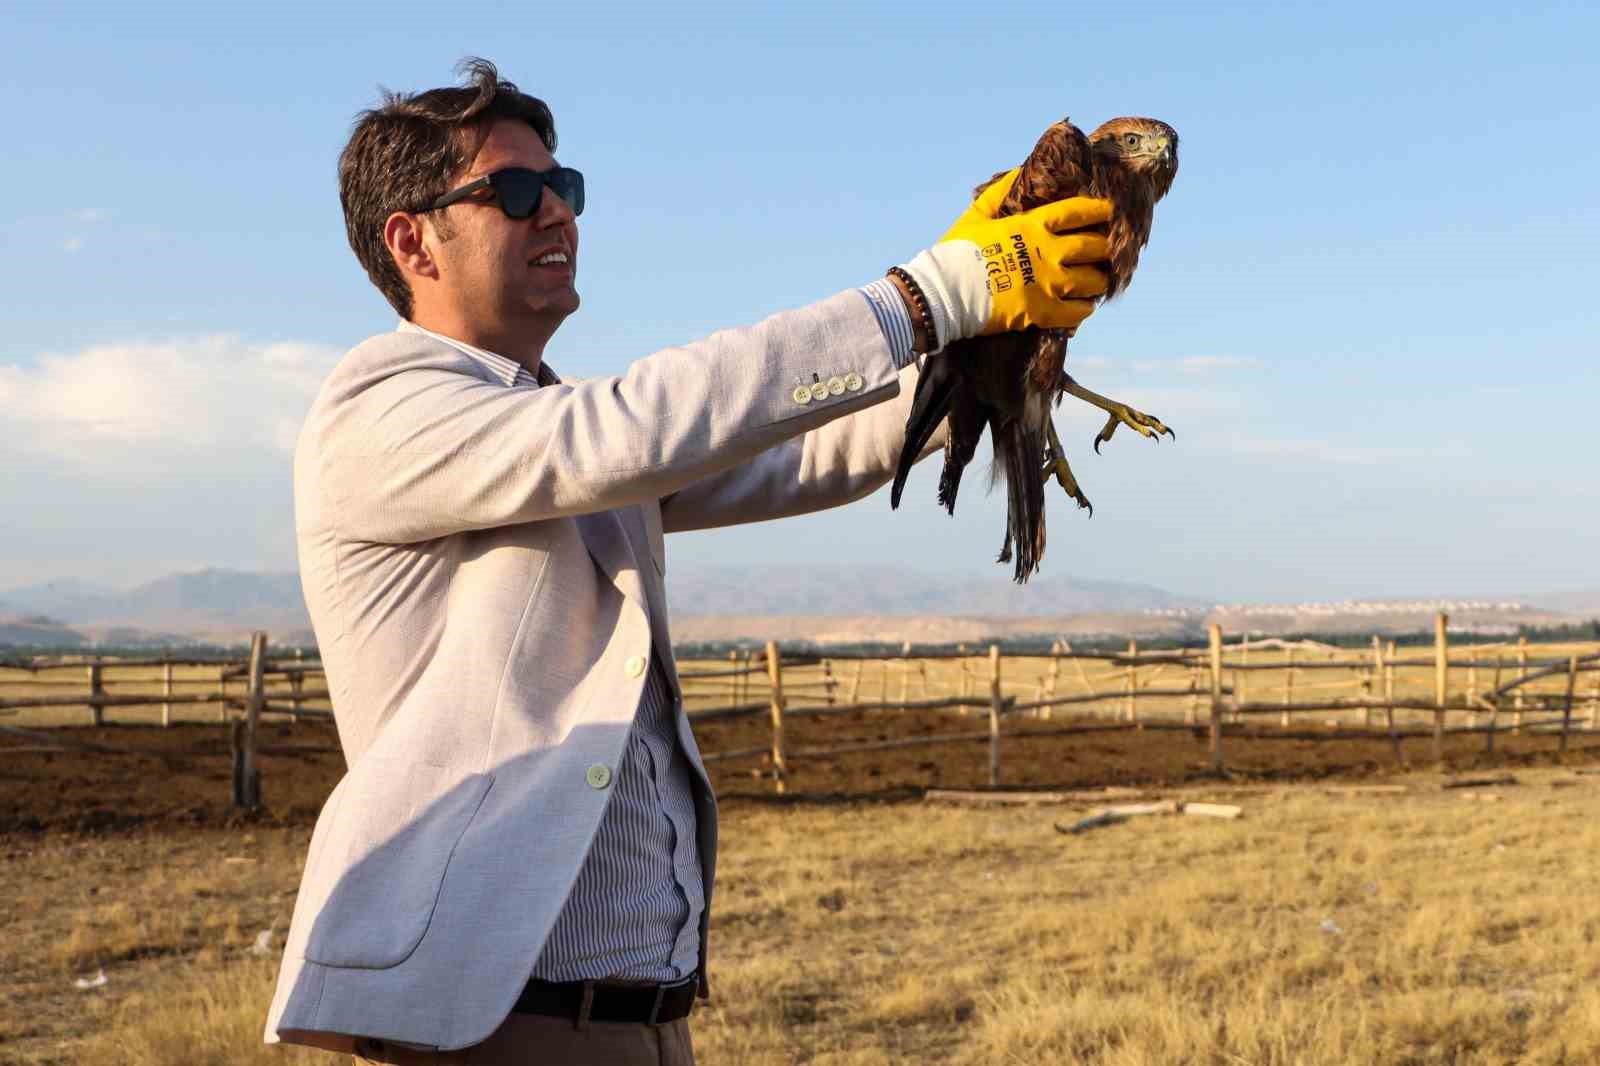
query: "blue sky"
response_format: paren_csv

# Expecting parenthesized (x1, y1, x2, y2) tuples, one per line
(2, 1, 1596, 602)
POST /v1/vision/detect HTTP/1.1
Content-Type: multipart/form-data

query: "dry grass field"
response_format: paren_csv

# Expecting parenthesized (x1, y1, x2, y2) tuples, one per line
(4, 640, 1600, 1064)
(4, 770, 1599, 1065)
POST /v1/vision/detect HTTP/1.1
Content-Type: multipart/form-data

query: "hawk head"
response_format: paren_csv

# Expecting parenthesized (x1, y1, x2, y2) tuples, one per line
(1089, 117, 1179, 200)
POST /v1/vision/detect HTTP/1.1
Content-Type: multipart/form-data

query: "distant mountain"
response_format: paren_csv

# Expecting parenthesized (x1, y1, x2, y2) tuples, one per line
(2, 570, 305, 625)
(665, 565, 1202, 617)
(3, 565, 1595, 649)
(0, 617, 87, 647)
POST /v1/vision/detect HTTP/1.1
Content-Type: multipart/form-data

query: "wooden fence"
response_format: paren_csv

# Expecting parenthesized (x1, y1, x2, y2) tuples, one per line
(3, 613, 1598, 803)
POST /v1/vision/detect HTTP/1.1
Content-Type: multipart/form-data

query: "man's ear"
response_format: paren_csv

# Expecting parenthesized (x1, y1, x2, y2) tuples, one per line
(384, 212, 440, 283)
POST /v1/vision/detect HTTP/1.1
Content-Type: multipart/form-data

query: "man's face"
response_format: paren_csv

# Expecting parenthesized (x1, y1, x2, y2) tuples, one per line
(423, 118, 580, 338)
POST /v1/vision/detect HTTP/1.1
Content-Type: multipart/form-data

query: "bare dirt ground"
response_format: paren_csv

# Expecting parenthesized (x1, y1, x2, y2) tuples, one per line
(5, 712, 1598, 836)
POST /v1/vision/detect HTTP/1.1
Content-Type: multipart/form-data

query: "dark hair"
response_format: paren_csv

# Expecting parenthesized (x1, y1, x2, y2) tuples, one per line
(339, 57, 556, 319)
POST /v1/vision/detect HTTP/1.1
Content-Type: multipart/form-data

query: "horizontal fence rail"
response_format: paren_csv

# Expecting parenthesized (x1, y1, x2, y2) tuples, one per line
(3, 615, 1599, 804)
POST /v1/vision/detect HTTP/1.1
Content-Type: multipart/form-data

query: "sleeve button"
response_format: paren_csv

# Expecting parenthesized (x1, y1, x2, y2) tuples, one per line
(843, 372, 864, 392)
(792, 385, 813, 405)
(809, 381, 829, 401)
(826, 376, 845, 396)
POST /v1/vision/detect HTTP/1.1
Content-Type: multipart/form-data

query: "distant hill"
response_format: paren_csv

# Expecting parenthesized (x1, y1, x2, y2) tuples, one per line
(2, 571, 305, 624)
(0, 616, 87, 647)
(2, 565, 1594, 648)
(664, 565, 1202, 617)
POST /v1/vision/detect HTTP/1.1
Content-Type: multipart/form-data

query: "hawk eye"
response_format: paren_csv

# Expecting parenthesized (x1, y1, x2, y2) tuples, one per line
(1123, 133, 1140, 148)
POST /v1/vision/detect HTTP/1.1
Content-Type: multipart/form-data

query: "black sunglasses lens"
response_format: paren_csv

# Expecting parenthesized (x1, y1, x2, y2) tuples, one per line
(550, 169, 585, 216)
(494, 169, 585, 219)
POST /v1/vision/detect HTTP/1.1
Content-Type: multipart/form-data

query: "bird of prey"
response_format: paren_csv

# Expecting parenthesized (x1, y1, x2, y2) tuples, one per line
(889, 116, 1179, 583)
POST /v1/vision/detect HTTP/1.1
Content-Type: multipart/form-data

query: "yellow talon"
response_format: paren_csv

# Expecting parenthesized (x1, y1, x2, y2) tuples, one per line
(1043, 418, 1093, 513)
(1061, 381, 1175, 453)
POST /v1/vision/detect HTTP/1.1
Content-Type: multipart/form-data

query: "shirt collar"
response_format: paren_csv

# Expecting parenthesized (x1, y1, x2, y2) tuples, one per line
(398, 320, 558, 387)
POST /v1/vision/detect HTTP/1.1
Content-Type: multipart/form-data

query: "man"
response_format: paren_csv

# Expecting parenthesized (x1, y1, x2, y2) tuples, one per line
(266, 59, 1112, 1064)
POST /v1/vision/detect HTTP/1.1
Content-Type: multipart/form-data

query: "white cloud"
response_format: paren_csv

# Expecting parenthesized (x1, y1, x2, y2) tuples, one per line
(61, 237, 84, 254)
(75, 208, 111, 224)
(0, 335, 341, 472)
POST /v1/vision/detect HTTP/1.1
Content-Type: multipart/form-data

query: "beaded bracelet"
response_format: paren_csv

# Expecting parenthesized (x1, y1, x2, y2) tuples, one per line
(886, 266, 936, 351)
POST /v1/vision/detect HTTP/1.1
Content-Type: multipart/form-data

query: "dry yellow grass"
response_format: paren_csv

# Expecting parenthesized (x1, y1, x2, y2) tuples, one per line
(6, 769, 1599, 1064)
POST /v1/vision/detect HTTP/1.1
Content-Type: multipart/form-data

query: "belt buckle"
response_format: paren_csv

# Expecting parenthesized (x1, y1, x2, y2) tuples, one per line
(646, 983, 667, 1026)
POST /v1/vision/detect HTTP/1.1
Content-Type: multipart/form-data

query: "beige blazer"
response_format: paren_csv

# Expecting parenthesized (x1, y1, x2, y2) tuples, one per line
(266, 290, 942, 1053)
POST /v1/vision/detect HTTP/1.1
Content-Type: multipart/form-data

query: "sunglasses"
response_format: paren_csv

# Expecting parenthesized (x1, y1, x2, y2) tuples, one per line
(421, 166, 585, 219)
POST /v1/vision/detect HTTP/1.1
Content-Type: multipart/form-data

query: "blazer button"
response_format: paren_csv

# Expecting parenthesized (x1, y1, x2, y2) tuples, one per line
(826, 375, 845, 396)
(791, 385, 812, 406)
(625, 654, 646, 678)
(843, 372, 863, 392)
(586, 764, 613, 790)
(809, 381, 829, 402)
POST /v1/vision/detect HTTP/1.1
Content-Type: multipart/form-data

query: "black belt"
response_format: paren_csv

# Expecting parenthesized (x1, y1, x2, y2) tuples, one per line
(512, 972, 697, 1026)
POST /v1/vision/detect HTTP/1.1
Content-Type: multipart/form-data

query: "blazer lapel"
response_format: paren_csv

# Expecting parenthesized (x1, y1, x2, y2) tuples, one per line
(573, 510, 646, 608)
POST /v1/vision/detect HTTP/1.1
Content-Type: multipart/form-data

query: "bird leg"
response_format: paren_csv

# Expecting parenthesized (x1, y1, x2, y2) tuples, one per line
(1041, 417, 1093, 514)
(1060, 378, 1176, 454)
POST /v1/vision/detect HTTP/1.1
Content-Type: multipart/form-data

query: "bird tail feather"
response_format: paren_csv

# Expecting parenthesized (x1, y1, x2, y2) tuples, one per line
(994, 418, 1048, 583)
(890, 353, 961, 510)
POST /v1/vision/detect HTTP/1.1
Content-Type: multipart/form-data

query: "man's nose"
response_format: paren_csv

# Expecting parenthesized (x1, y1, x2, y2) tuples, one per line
(535, 185, 577, 227)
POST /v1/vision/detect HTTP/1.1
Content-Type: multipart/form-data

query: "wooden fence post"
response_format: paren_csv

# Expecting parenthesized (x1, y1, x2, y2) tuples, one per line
(232, 631, 267, 809)
(1487, 652, 1503, 754)
(1208, 625, 1224, 772)
(1367, 635, 1381, 728)
(1385, 641, 1400, 763)
(898, 642, 911, 706)
(86, 663, 104, 727)
(1434, 612, 1449, 764)
(1560, 655, 1578, 754)
(1236, 638, 1249, 723)
(988, 644, 1003, 787)
(1124, 639, 1137, 724)
(765, 640, 787, 795)
(1043, 642, 1062, 720)
(289, 648, 305, 722)
(161, 661, 174, 728)
(727, 651, 739, 708)
(1282, 647, 1296, 728)
(823, 657, 835, 706)
(1186, 663, 1200, 725)
(1514, 636, 1528, 732)
(218, 664, 230, 723)
(1467, 661, 1479, 726)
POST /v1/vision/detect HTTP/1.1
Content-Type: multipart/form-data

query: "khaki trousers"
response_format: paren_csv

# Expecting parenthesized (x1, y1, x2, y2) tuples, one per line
(352, 1014, 694, 1066)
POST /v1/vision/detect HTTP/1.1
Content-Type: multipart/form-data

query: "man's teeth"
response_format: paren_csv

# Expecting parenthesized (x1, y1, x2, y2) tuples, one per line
(535, 252, 569, 265)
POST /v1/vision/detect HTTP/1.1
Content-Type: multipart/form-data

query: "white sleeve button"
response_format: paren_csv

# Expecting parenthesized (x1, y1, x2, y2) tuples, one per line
(843, 372, 863, 392)
(809, 381, 829, 402)
(792, 385, 813, 405)
(826, 376, 845, 396)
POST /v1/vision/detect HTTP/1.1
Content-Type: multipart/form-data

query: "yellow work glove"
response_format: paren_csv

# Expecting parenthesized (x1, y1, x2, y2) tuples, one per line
(898, 168, 1112, 347)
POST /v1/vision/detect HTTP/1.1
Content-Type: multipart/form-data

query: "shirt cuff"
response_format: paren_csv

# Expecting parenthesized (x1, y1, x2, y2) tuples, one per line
(856, 277, 918, 370)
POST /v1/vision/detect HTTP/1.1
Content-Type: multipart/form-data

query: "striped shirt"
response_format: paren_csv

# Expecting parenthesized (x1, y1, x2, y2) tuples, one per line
(401, 286, 912, 982)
